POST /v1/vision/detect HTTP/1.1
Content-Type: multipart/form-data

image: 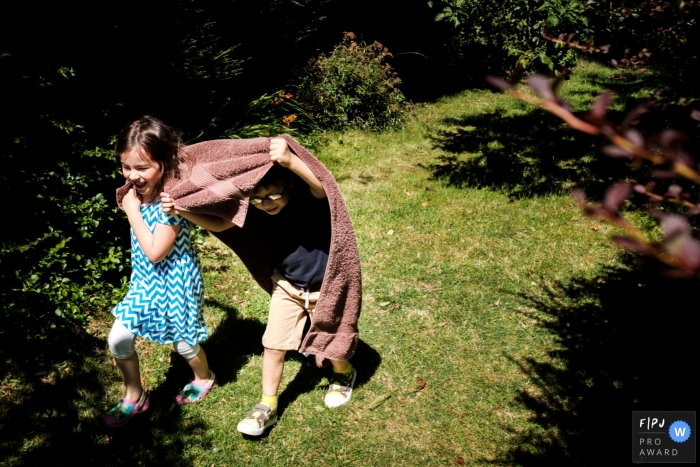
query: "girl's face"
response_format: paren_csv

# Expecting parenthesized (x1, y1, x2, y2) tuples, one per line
(120, 149, 161, 203)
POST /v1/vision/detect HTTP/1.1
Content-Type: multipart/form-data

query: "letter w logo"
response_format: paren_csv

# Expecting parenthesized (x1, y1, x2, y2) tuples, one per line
(674, 427, 686, 437)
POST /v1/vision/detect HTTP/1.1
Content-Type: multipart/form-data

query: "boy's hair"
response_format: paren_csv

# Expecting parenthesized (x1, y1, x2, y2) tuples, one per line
(115, 115, 189, 195)
(256, 164, 292, 190)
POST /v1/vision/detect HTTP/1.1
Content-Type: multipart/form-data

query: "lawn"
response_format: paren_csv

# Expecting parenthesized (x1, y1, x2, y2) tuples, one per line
(1, 61, 695, 466)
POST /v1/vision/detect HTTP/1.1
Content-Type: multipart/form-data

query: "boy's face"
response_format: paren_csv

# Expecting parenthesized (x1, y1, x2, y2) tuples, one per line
(250, 180, 290, 215)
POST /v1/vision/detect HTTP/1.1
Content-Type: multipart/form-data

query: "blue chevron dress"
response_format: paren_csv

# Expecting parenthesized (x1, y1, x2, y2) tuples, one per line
(112, 200, 206, 345)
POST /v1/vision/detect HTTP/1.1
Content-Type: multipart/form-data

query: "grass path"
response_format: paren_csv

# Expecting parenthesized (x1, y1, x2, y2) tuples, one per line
(3, 61, 682, 466)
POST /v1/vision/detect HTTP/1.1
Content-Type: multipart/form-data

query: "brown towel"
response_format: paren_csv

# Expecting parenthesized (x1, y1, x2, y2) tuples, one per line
(116, 135, 362, 367)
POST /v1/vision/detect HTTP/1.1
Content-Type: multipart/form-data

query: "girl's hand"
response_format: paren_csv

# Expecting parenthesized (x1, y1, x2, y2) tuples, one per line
(123, 188, 142, 214)
(161, 192, 178, 214)
(270, 138, 294, 168)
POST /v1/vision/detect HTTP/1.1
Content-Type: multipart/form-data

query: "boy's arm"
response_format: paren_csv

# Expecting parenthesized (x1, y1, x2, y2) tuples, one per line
(123, 188, 180, 263)
(270, 138, 326, 199)
(161, 192, 235, 232)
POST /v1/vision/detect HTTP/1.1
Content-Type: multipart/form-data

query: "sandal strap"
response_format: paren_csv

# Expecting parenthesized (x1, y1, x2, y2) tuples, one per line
(243, 403, 275, 425)
(107, 399, 135, 420)
(187, 371, 216, 390)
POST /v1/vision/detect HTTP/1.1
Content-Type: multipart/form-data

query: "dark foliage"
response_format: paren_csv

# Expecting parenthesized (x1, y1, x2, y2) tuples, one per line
(589, 0, 700, 93)
(496, 260, 696, 464)
(0, 0, 333, 328)
(429, 0, 600, 73)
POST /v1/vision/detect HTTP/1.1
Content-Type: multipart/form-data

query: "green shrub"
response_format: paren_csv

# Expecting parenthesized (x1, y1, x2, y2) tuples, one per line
(1, 112, 130, 326)
(295, 33, 410, 132)
(429, 0, 600, 73)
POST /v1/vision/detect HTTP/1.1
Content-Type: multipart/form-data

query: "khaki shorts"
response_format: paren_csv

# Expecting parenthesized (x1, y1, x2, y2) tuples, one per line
(261, 270, 321, 351)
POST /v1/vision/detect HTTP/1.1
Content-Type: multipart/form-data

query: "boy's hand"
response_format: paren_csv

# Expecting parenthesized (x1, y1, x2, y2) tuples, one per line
(270, 138, 294, 168)
(123, 188, 142, 214)
(161, 192, 179, 214)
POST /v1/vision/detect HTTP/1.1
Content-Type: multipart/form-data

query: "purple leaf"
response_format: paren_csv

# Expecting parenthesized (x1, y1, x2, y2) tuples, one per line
(625, 129, 644, 148)
(602, 145, 633, 158)
(658, 129, 686, 148)
(611, 236, 645, 252)
(679, 237, 700, 269)
(657, 213, 691, 237)
(527, 75, 555, 100)
(602, 182, 632, 212)
(590, 92, 612, 120)
(621, 103, 651, 130)
(556, 97, 571, 112)
(634, 184, 646, 193)
(572, 189, 588, 205)
(611, 59, 619, 66)
(665, 184, 682, 197)
(673, 150, 694, 165)
(687, 205, 700, 216)
(484, 76, 513, 91)
(650, 170, 677, 179)
(691, 109, 700, 121)
(646, 181, 657, 190)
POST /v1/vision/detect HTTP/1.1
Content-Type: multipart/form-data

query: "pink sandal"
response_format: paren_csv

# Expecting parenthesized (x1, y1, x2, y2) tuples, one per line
(176, 371, 217, 405)
(103, 390, 150, 428)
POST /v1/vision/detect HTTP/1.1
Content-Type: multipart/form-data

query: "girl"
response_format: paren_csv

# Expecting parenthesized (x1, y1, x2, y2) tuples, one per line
(104, 116, 215, 428)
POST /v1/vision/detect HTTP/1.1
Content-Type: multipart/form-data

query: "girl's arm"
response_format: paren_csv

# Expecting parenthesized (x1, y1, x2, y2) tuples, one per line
(123, 188, 180, 263)
(270, 138, 326, 199)
(161, 192, 235, 232)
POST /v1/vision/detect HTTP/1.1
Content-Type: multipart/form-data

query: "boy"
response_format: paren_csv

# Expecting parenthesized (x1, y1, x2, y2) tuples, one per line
(162, 138, 358, 436)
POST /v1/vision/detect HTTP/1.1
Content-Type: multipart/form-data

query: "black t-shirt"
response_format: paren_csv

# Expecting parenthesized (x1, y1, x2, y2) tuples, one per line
(251, 186, 331, 290)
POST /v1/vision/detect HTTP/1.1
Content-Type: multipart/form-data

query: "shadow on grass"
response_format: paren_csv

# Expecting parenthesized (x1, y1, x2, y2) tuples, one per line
(495, 258, 697, 465)
(281, 338, 380, 414)
(427, 108, 626, 199)
(0, 299, 265, 466)
(428, 66, 699, 199)
(0, 294, 381, 461)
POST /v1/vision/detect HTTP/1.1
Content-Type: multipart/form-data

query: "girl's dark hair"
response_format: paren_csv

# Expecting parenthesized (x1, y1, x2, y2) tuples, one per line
(115, 116, 188, 195)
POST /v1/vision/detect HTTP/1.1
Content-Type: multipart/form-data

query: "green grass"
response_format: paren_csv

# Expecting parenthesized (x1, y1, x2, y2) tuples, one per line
(2, 61, 695, 466)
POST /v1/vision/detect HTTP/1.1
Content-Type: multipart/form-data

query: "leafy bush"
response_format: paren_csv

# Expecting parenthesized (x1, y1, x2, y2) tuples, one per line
(429, 0, 600, 72)
(295, 33, 410, 132)
(592, 0, 698, 70)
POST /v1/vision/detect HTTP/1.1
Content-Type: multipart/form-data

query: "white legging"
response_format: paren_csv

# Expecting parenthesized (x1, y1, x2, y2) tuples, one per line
(108, 319, 200, 360)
